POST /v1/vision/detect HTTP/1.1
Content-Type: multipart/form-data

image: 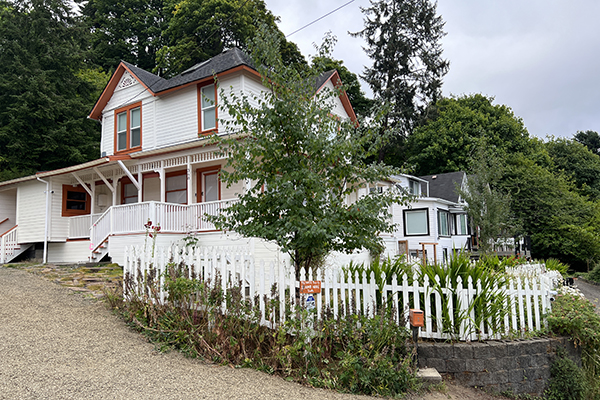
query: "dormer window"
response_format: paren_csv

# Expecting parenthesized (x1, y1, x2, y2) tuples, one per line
(115, 102, 142, 153)
(409, 180, 420, 196)
(199, 83, 217, 134)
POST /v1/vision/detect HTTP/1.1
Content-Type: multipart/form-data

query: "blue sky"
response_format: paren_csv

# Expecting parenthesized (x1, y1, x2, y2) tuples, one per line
(265, 0, 600, 139)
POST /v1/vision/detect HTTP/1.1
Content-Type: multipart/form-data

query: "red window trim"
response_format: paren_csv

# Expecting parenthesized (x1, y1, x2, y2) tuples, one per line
(114, 101, 142, 154)
(196, 166, 221, 203)
(62, 185, 91, 217)
(197, 82, 218, 136)
(166, 170, 188, 204)
(120, 177, 138, 204)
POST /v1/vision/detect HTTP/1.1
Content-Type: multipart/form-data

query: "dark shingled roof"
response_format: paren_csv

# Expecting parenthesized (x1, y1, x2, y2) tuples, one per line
(313, 70, 336, 91)
(124, 47, 255, 94)
(419, 171, 466, 203)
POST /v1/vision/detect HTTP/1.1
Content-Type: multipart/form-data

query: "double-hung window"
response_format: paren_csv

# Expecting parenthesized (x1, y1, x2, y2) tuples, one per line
(199, 83, 217, 134)
(121, 180, 138, 204)
(115, 102, 142, 153)
(456, 214, 468, 235)
(438, 210, 451, 237)
(409, 180, 420, 196)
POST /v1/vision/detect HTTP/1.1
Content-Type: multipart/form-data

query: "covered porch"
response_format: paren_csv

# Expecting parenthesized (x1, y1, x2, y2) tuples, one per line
(58, 142, 242, 260)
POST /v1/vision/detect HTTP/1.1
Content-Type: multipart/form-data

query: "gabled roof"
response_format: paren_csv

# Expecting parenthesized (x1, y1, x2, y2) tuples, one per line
(157, 47, 254, 93)
(89, 48, 357, 122)
(89, 48, 258, 120)
(419, 171, 467, 203)
(312, 69, 357, 122)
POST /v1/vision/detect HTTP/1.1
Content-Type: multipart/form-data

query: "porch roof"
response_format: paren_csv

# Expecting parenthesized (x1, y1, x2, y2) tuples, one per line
(0, 157, 113, 188)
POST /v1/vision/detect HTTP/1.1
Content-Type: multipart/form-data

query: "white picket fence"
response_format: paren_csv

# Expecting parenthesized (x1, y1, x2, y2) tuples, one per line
(123, 245, 557, 341)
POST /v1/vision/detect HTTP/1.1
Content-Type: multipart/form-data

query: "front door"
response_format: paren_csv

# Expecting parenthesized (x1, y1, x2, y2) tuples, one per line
(197, 167, 220, 202)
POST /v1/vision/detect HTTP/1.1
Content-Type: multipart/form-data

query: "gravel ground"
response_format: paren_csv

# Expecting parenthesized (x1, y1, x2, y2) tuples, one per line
(0, 267, 376, 400)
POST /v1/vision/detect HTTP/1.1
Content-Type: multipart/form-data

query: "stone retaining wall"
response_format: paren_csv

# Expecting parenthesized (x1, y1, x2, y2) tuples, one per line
(417, 337, 581, 396)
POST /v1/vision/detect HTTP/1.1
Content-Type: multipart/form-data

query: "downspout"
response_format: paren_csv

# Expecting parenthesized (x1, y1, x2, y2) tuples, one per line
(36, 176, 51, 264)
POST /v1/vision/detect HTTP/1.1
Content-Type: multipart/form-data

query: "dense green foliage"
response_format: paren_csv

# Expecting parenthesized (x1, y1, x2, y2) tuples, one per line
(407, 94, 600, 270)
(0, 0, 102, 180)
(80, 0, 305, 77)
(352, 0, 449, 165)
(155, 0, 305, 77)
(79, 0, 167, 72)
(545, 350, 586, 400)
(547, 294, 600, 399)
(574, 130, 600, 157)
(407, 94, 531, 176)
(211, 28, 405, 275)
(118, 263, 417, 397)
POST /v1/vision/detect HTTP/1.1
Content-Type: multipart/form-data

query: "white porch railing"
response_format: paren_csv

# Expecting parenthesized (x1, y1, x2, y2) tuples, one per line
(89, 199, 239, 251)
(68, 214, 102, 239)
(0, 225, 18, 263)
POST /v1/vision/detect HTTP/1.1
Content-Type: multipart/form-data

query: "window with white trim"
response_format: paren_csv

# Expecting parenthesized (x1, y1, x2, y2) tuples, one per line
(409, 180, 420, 196)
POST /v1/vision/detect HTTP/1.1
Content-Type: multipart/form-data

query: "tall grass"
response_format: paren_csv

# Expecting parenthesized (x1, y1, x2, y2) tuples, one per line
(419, 251, 509, 339)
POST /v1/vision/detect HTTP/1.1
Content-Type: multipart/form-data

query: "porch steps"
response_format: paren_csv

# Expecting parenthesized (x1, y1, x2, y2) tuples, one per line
(0, 243, 34, 264)
(89, 239, 109, 262)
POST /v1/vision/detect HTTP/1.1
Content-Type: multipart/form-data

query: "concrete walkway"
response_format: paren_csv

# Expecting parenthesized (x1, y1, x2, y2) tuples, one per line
(0, 267, 373, 400)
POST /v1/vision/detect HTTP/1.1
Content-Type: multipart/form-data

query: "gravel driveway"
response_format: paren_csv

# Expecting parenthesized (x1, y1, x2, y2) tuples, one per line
(0, 267, 375, 400)
(575, 278, 600, 313)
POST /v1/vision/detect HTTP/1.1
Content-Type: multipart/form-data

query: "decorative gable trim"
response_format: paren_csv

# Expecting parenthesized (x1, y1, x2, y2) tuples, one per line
(89, 62, 157, 121)
(116, 71, 138, 91)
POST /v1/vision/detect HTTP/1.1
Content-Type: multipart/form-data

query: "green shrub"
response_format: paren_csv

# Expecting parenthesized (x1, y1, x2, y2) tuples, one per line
(544, 258, 570, 276)
(547, 293, 600, 399)
(420, 250, 509, 339)
(545, 350, 585, 400)
(120, 263, 418, 397)
(586, 263, 600, 283)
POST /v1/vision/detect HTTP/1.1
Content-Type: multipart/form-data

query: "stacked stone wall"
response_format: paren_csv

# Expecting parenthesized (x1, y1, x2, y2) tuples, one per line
(417, 338, 581, 396)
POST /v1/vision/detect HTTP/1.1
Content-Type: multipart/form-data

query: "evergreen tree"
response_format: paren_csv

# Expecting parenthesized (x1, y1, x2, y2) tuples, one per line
(352, 0, 449, 166)
(0, 0, 100, 180)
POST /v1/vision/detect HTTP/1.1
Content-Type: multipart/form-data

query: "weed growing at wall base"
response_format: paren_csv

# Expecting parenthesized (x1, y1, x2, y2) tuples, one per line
(116, 262, 418, 397)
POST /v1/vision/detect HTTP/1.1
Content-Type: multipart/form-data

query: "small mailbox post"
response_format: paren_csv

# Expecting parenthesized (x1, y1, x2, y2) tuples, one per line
(409, 309, 423, 363)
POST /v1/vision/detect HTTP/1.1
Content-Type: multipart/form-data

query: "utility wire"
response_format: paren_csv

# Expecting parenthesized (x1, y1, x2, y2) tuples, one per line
(285, 0, 355, 38)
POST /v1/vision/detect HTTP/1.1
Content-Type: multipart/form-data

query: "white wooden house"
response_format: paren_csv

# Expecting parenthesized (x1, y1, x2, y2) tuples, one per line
(0, 48, 469, 266)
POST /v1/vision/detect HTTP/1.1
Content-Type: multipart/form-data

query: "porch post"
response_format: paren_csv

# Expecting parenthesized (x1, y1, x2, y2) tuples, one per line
(90, 181, 96, 231)
(160, 160, 166, 203)
(138, 170, 143, 203)
(187, 156, 193, 205)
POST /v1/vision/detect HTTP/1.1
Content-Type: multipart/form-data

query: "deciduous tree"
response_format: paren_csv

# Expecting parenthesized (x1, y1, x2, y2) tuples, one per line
(155, 0, 305, 77)
(210, 28, 405, 276)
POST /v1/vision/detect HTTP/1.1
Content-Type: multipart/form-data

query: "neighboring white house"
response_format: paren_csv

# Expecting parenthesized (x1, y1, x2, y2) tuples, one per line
(0, 48, 469, 266)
